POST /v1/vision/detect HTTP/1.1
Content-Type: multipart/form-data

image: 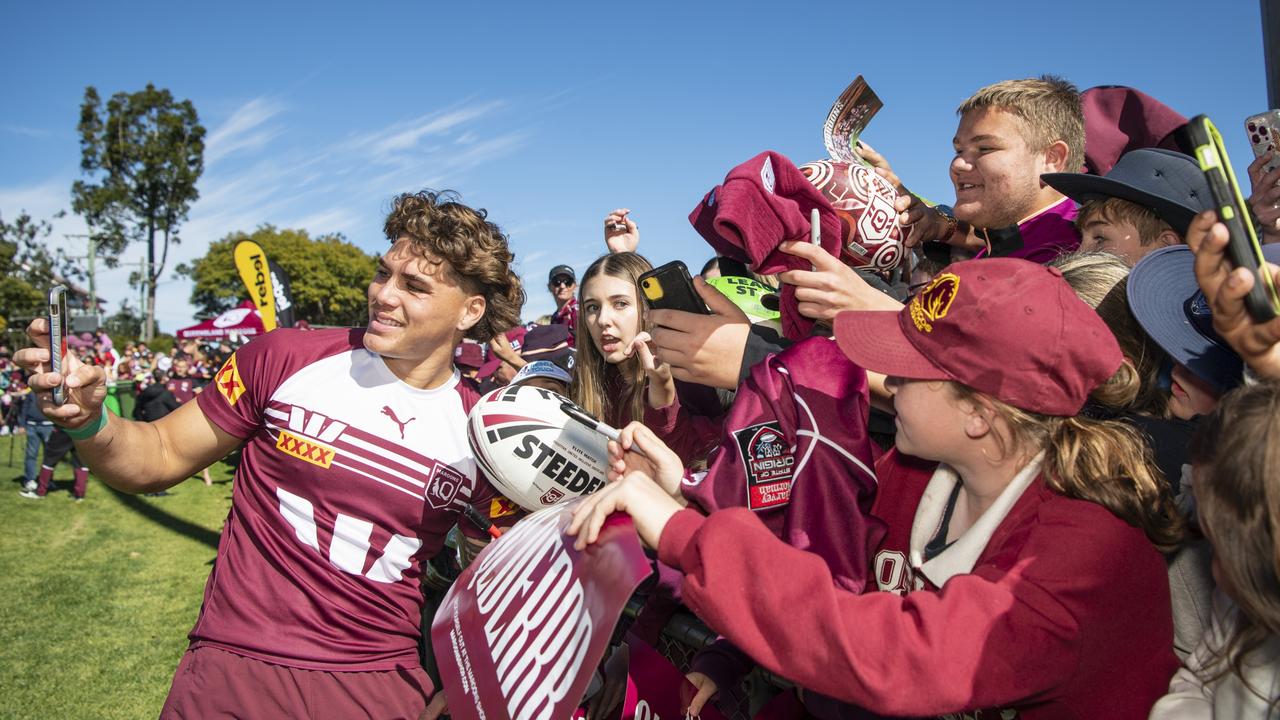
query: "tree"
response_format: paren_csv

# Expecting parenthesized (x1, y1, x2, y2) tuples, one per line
(176, 225, 378, 327)
(72, 84, 205, 342)
(0, 212, 80, 329)
(102, 300, 143, 340)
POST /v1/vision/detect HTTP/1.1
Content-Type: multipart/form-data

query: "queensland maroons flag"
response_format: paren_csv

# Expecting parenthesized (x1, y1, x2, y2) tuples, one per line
(431, 501, 651, 720)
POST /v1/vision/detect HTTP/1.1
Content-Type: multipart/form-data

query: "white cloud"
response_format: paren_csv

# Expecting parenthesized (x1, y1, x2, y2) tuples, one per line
(204, 98, 286, 165)
(347, 101, 505, 162)
(2, 94, 528, 333)
(1, 125, 54, 139)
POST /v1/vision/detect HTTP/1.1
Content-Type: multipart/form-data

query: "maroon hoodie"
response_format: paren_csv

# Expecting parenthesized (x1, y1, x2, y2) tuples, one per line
(657, 448, 1178, 718)
(657, 337, 886, 701)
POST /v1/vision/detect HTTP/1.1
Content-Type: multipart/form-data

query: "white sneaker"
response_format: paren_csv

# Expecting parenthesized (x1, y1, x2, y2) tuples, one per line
(19, 489, 41, 499)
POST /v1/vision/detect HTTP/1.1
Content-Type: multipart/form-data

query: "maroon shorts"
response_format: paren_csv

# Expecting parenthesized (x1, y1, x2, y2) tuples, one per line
(159, 646, 434, 719)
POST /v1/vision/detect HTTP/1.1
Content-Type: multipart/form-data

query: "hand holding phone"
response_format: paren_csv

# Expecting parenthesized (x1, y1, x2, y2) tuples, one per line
(1246, 110, 1280, 176)
(47, 285, 68, 405)
(638, 261, 710, 315)
(1187, 114, 1280, 322)
(1245, 110, 1280, 243)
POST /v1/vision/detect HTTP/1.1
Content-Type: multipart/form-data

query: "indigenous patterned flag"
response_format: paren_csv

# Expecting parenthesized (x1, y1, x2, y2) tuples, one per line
(432, 501, 651, 720)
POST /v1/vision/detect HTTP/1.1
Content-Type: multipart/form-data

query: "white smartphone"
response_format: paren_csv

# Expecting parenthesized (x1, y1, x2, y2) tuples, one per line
(1246, 110, 1280, 176)
(47, 285, 68, 405)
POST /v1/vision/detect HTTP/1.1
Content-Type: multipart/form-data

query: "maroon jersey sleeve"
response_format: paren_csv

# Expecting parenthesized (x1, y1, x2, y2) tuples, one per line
(197, 332, 281, 438)
(197, 329, 365, 439)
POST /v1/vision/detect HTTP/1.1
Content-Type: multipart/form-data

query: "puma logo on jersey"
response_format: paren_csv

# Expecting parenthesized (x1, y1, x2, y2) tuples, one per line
(380, 405, 416, 440)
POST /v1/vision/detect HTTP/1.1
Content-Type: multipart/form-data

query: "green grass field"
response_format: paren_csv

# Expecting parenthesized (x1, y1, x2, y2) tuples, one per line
(0, 433, 233, 720)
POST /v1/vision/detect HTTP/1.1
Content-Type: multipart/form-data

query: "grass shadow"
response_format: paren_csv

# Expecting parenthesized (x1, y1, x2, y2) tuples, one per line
(105, 485, 221, 550)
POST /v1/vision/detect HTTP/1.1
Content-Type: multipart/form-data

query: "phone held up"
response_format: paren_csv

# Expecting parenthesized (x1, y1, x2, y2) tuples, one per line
(1246, 109, 1280, 176)
(1186, 114, 1280, 322)
(638, 261, 710, 315)
(47, 285, 69, 405)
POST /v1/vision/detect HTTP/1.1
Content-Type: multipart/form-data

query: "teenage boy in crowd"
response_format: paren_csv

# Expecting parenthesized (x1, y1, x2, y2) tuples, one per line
(1042, 148, 1212, 265)
(650, 76, 1088, 392)
(15, 190, 524, 719)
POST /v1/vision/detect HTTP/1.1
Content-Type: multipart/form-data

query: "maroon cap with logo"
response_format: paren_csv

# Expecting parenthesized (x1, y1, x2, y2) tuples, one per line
(834, 257, 1121, 416)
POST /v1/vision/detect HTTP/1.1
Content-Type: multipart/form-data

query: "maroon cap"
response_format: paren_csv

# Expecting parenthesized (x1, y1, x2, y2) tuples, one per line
(453, 340, 486, 369)
(834, 258, 1122, 416)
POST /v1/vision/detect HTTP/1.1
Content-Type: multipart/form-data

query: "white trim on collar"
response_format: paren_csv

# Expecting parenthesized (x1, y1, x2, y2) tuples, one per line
(908, 452, 1046, 588)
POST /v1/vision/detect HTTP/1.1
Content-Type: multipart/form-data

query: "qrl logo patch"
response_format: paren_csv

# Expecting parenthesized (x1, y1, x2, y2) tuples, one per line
(733, 421, 795, 511)
(215, 353, 245, 406)
(540, 487, 565, 505)
(426, 463, 467, 510)
(910, 272, 960, 333)
(857, 194, 897, 242)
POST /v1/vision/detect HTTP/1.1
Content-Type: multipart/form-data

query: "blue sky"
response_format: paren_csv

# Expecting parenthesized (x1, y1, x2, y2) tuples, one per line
(1, 0, 1270, 330)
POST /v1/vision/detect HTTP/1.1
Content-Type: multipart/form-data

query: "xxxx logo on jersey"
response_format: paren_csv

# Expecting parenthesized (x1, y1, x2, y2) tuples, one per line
(215, 354, 246, 406)
(276, 429, 336, 469)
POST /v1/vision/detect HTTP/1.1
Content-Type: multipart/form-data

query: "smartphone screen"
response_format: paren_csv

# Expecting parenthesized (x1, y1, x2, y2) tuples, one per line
(48, 285, 68, 405)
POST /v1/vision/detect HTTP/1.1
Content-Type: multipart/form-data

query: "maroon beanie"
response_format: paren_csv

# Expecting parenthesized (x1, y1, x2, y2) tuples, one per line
(688, 151, 843, 339)
(1082, 86, 1187, 175)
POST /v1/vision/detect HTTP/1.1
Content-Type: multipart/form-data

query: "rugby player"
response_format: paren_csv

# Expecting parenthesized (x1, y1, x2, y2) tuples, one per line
(16, 190, 524, 718)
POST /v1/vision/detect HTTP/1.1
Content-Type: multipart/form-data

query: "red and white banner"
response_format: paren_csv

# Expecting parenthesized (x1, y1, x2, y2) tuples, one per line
(431, 501, 651, 720)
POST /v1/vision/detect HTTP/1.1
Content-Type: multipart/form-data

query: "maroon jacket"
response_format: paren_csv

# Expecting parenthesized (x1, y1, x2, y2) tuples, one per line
(659, 448, 1178, 718)
(675, 337, 885, 696)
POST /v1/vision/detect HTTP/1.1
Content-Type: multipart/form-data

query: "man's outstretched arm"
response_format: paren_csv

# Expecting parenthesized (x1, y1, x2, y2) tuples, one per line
(16, 319, 242, 493)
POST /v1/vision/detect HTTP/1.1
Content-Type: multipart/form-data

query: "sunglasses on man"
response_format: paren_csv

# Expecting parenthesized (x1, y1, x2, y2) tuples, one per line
(550, 277, 574, 288)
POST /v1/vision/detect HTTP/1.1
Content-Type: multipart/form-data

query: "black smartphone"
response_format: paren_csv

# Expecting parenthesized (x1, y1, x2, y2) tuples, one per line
(1186, 114, 1280, 322)
(47, 285, 68, 405)
(638, 261, 710, 314)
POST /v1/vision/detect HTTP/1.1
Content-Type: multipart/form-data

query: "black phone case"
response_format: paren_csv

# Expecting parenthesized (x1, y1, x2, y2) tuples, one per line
(638, 261, 710, 315)
(1186, 115, 1278, 322)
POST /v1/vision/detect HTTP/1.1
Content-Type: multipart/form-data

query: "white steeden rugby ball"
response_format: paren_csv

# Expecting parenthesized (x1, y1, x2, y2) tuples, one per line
(467, 384, 610, 512)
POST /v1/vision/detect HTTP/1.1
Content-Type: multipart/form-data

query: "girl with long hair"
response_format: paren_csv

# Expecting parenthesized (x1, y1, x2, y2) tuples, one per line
(570, 258, 1183, 718)
(570, 252, 655, 428)
(1152, 380, 1280, 718)
(569, 252, 721, 466)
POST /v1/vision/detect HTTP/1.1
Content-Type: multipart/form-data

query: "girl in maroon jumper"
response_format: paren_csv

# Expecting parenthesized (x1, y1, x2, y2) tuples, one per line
(570, 258, 1183, 719)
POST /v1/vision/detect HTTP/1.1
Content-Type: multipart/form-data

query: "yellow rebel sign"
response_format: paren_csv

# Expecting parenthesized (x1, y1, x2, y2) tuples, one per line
(233, 241, 278, 332)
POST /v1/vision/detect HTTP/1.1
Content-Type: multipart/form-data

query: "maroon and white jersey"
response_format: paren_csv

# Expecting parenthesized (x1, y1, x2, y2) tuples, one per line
(192, 327, 499, 671)
(166, 376, 197, 404)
